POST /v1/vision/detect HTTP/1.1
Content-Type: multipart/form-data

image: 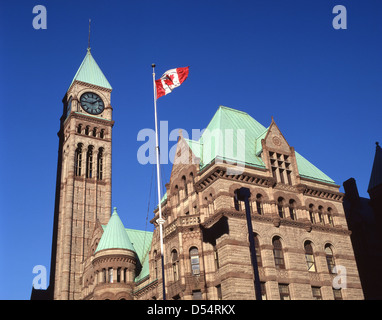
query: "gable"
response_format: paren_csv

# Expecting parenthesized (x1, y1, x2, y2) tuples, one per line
(263, 120, 290, 154)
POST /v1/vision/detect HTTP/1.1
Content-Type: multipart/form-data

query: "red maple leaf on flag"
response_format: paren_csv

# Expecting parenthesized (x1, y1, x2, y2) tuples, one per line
(163, 74, 175, 86)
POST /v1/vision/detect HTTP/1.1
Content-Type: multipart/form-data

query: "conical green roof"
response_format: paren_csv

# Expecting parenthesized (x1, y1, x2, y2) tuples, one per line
(95, 208, 135, 253)
(69, 48, 112, 90)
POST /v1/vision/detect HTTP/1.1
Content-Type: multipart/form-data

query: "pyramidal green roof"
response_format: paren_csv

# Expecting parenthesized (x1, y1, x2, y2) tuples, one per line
(184, 106, 335, 185)
(70, 48, 112, 90)
(198, 106, 267, 169)
(95, 208, 135, 253)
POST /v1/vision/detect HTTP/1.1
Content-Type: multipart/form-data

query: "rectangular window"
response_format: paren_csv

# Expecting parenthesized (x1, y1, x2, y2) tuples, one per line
(333, 288, 343, 300)
(286, 170, 292, 185)
(213, 246, 219, 270)
(216, 285, 222, 300)
(192, 290, 202, 300)
(305, 254, 316, 272)
(261, 282, 267, 300)
(312, 286, 322, 300)
(278, 283, 290, 300)
(274, 249, 285, 269)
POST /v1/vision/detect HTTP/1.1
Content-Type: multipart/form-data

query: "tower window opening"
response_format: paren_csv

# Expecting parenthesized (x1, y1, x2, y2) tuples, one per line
(190, 247, 200, 276)
(86, 146, 94, 178)
(171, 249, 179, 281)
(256, 194, 263, 215)
(97, 148, 104, 180)
(75, 144, 83, 176)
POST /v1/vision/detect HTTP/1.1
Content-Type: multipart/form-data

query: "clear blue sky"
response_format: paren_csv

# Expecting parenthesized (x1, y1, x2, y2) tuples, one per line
(0, 0, 381, 300)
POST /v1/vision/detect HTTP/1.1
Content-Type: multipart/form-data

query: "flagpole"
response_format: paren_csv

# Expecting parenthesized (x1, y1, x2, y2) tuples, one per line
(152, 63, 166, 301)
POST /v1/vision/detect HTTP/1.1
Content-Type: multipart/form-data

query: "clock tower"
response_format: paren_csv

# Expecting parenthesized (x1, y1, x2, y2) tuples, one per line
(49, 48, 114, 300)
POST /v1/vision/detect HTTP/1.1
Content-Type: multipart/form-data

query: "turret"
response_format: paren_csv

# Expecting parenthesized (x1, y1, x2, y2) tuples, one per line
(92, 208, 137, 300)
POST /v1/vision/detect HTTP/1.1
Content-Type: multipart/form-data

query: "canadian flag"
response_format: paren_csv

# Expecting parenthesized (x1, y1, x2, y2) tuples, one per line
(155, 67, 189, 99)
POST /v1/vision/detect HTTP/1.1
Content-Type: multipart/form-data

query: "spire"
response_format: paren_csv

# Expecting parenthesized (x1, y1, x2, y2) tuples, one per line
(368, 142, 382, 193)
(88, 19, 91, 52)
(69, 48, 112, 90)
(95, 207, 135, 253)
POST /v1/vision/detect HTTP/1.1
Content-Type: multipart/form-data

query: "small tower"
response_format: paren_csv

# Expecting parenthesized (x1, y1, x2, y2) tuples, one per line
(49, 47, 114, 300)
(92, 208, 137, 300)
(368, 142, 382, 224)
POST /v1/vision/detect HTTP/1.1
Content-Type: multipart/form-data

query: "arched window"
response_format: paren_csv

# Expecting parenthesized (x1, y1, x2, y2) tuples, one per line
(85, 126, 90, 135)
(304, 241, 316, 272)
(108, 268, 113, 283)
(190, 247, 200, 276)
(102, 268, 107, 283)
(153, 250, 158, 279)
(117, 267, 121, 283)
(325, 244, 336, 274)
(86, 146, 94, 178)
(92, 127, 97, 137)
(234, 189, 244, 211)
(289, 199, 297, 220)
(175, 185, 180, 205)
(327, 208, 334, 227)
(277, 197, 285, 218)
(190, 172, 195, 187)
(254, 234, 262, 267)
(272, 237, 285, 269)
(256, 194, 263, 215)
(171, 249, 179, 281)
(309, 204, 315, 224)
(77, 124, 82, 134)
(97, 148, 104, 180)
(75, 143, 83, 176)
(182, 176, 188, 197)
(100, 129, 105, 139)
(318, 206, 324, 225)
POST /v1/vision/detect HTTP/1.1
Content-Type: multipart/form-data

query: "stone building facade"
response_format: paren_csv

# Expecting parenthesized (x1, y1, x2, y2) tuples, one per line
(32, 49, 364, 300)
(144, 106, 364, 300)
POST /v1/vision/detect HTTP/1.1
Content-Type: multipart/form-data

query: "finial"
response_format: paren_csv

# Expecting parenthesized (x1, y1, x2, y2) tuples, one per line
(113, 207, 117, 215)
(88, 19, 91, 51)
(376, 142, 380, 147)
(152, 63, 156, 68)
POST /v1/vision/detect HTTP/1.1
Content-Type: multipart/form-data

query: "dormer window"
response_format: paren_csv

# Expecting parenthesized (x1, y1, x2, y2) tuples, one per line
(269, 152, 292, 185)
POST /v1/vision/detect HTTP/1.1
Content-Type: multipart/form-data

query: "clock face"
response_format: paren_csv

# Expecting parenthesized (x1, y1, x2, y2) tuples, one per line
(80, 92, 105, 115)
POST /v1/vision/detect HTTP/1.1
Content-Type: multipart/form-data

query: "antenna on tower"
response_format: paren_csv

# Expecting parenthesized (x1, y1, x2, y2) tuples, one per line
(88, 19, 91, 52)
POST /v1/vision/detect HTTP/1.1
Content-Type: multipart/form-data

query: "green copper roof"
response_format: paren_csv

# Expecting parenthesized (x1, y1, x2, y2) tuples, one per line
(70, 49, 112, 90)
(95, 208, 135, 253)
(96, 208, 153, 281)
(125, 229, 153, 282)
(184, 106, 335, 185)
(195, 106, 267, 169)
